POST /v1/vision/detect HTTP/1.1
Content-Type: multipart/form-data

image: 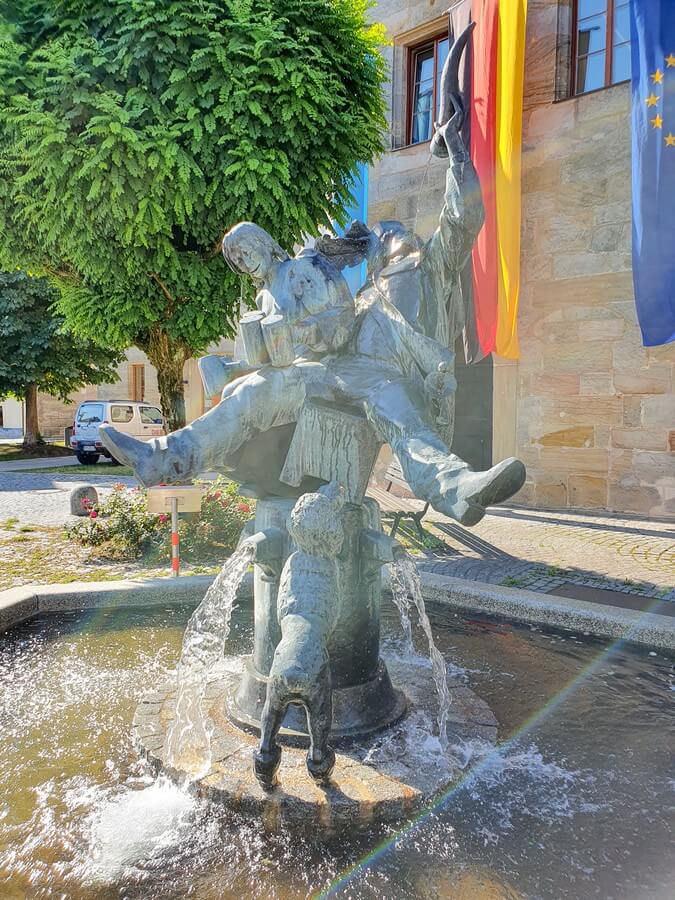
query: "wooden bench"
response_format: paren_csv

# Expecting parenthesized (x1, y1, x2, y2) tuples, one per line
(367, 458, 430, 539)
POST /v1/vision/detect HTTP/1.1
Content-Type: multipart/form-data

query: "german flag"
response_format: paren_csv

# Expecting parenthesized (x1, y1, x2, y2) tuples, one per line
(451, 0, 528, 360)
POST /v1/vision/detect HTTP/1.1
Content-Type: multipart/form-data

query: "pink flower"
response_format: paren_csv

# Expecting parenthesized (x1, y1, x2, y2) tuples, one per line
(159, 513, 168, 524)
(237, 502, 251, 514)
(81, 497, 91, 509)
(89, 510, 98, 519)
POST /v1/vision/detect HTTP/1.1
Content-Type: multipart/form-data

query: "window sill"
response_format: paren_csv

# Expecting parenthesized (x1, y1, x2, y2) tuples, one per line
(389, 139, 432, 153)
(553, 78, 630, 104)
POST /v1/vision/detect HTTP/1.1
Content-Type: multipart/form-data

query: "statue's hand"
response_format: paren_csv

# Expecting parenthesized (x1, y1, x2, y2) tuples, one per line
(431, 94, 465, 159)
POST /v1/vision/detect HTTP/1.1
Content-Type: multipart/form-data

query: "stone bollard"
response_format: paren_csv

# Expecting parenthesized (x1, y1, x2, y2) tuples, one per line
(70, 484, 98, 516)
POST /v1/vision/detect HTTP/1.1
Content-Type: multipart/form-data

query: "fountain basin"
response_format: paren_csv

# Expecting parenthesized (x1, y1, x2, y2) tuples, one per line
(1, 588, 673, 898)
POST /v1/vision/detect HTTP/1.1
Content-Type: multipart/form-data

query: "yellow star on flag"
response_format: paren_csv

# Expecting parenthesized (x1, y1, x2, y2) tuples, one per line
(646, 93, 660, 107)
(651, 113, 663, 129)
(651, 68, 664, 84)
(666, 53, 675, 68)
(665, 133, 675, 147)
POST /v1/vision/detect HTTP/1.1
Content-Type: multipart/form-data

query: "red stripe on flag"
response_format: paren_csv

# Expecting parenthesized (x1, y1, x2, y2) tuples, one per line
(470, 0, 499, 355)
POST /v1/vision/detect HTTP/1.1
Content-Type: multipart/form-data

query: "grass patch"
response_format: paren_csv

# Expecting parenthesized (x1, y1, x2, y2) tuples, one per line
(0, 441, 71, 462)
(18, 464, 134, 476)
(0, 524, 222, 591)
(391, 520, 448, 554)
(502, 576, 529, 588)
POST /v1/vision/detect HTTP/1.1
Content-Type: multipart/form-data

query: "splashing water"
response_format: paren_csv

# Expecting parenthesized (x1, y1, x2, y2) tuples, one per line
(164, 540, 255, 776)
(387, 559, 414, 652)
(389, 552, 452, 745)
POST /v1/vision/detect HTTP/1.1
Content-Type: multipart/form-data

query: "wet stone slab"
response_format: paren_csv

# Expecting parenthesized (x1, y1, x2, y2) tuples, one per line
(132, 653, 497, 830)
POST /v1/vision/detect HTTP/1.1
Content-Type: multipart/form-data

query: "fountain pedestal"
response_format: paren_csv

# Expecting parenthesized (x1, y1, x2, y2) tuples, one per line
(228, 496, 406, 740)
(133, 647, 498, 830)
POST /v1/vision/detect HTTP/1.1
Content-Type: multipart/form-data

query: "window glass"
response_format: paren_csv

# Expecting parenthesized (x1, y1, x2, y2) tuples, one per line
(411, 47, 434, 144)
(76, 403, 104, 425)
(110, 405, 133, 424)
(612, 42, 631, 84)
(573, 0, 630, 95)
(577, 14, 606, 55)
(436, 37, 450, 112)
(578, 0, 606, 17)
(613, 2, 630, 45)
(140, 406, 163, 425)
(576, 51, 606, 93)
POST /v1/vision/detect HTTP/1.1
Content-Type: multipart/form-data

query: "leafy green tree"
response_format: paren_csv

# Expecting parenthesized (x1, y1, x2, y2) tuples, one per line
(0, 0, 387, 429)
(0, 271, 124, 448)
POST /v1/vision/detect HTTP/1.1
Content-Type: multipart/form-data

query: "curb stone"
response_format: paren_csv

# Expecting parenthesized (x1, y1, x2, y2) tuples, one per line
(1, 571, 674, 650)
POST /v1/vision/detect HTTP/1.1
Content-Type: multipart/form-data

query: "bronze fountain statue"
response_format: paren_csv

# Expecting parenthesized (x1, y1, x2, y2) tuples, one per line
(112, 26, 522, 818)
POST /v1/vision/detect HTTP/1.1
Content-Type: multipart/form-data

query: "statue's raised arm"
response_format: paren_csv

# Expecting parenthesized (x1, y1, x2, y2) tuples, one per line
(422, 22, 485, 345)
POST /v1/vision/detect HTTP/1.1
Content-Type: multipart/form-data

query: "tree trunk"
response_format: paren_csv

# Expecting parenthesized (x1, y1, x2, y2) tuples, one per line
(145, 328, 190, 432)
(23, 383, 41, 448)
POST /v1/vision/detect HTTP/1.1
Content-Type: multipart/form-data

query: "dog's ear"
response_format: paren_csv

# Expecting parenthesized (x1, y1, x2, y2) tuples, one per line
(320, 480, 346, 512)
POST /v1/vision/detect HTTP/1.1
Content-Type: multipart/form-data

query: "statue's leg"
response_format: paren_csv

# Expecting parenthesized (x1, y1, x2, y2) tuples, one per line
(99, 361, 325, 486)
(254, 679, 286, 788)
(304, 674, 336, 782)
(362, 377, 525, 526)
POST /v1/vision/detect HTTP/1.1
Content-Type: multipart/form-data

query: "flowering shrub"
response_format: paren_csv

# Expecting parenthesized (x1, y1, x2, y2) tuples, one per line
(175, 480, 254, 560)
(66, 478, 255, 562)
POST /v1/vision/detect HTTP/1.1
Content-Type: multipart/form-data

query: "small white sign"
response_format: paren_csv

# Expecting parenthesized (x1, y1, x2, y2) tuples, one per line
(146, 485, 206, 513)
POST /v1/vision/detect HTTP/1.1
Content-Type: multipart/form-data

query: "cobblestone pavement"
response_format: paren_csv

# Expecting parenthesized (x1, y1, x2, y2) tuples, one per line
(2, 467, 673, 602)
(410, 505, 675, 601)
(0, 472, 137, 526)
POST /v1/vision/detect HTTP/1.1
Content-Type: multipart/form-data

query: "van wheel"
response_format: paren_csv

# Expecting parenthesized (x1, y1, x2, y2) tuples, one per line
(77, 452, 100, 465)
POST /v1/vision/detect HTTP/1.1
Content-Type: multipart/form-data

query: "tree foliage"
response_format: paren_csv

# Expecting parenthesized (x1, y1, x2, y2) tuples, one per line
(0, 270, 124, 442)
(0, 1, 387, 425)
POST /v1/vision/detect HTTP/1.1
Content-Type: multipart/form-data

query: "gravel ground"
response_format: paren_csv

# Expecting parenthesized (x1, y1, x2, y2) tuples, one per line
(0, 472, 137, 527)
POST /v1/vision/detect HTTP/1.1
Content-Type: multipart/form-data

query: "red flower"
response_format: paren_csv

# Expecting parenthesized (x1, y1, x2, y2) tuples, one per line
(237, 502, 251, 514)
(159, 513, 168, 524)
(213, 491, 222, 500)
(89, 510, 98, 519)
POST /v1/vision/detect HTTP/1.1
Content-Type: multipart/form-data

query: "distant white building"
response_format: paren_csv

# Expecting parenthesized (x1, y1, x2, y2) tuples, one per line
(0, 340, 235, 440)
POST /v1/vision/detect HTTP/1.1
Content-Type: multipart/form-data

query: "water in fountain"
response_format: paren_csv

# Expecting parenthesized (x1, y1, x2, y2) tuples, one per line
(164, 540, 255, 776)
(389, 551, 452, 746)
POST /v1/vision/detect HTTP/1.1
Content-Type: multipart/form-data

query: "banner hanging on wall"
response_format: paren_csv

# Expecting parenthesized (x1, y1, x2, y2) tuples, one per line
(629, 0, 675, 347)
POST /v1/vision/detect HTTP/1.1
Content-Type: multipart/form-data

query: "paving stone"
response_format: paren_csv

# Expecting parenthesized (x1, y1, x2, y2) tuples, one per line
(0, 472, 137, 526)
(415, 504, 674, 602)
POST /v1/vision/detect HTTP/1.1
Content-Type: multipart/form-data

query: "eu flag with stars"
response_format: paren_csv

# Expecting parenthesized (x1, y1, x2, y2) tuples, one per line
(630, 0, 675, 346)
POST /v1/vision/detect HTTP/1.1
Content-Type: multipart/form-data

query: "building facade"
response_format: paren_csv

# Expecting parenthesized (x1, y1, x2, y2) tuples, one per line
(0, 341, 233, 441)
(367, 0, 674, 518)
(4, 1, 672, 519)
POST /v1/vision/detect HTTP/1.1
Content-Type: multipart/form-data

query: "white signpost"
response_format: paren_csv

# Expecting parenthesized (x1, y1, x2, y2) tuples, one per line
(147, 485, 206, 577)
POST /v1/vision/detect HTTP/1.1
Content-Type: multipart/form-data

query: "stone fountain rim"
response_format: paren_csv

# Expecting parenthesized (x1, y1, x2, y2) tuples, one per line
(1, 571, 674, 650)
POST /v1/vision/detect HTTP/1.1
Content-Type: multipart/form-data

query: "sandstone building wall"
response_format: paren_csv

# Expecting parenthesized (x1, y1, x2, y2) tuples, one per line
(368, 0, 674, 517)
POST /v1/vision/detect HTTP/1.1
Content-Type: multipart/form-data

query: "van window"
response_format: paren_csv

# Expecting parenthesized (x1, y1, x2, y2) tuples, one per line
(140, 406, 163, 425)
(76, 403, 104, 425)
(110, 405, 133, 424)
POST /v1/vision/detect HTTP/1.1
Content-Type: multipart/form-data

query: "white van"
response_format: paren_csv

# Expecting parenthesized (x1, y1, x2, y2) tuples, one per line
(70, 400, 165, 465)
